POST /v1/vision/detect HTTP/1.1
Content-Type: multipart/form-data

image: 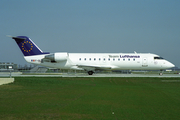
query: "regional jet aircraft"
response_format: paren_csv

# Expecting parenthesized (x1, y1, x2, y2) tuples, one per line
(12, 36, 175, 75)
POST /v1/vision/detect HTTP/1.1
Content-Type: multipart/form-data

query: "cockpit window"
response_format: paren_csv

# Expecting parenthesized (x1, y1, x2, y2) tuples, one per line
(154, 57, 164, 60)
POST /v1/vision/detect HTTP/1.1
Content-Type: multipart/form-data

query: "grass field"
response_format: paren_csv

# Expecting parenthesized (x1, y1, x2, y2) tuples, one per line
(0, 77, 180, 120)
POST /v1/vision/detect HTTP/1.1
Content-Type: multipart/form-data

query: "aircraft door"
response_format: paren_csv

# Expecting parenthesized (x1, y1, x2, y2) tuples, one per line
(142, 58, 148, 67)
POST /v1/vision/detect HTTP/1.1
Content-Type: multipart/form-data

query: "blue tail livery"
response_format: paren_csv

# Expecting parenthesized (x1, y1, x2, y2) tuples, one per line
(12, 36, 49, 56)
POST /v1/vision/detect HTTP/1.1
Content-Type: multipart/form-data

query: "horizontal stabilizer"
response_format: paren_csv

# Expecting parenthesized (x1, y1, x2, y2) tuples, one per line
(12, 37, 26, 40)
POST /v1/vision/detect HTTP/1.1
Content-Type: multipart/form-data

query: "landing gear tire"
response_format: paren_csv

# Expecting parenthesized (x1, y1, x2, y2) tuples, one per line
(88, 71, 94, 75)
(159, 72, 163, 76)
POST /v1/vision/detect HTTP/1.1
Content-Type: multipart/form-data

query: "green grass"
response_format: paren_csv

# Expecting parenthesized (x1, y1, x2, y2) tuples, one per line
(0, 77, 180, 120)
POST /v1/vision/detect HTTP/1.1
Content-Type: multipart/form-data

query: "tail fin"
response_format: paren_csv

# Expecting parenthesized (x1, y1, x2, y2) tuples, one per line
(12, 36, 49, 56)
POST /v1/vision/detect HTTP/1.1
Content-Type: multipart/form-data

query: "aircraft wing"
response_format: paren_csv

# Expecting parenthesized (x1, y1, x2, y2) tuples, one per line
(77, 64, 113, 71)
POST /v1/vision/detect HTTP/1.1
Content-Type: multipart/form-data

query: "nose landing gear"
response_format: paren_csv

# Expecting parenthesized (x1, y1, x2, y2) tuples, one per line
(159, 70, 163, 76)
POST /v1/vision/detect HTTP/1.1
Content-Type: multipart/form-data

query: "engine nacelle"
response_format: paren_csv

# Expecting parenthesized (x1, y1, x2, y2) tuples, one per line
(45, 52, 68, 62)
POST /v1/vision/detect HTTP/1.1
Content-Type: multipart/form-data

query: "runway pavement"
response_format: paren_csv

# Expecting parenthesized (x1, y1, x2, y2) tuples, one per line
(0, 72, 180, 77)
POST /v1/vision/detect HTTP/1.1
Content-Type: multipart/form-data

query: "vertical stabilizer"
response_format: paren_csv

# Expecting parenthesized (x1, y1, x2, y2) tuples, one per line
(12, 36, 49, 56)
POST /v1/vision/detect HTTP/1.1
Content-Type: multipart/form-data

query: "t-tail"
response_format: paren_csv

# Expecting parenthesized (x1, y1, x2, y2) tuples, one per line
(12, 36, 49, 56)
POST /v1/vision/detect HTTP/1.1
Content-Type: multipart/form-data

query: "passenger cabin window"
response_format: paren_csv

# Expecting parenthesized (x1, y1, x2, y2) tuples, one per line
(99, 58, 101, 61)
(89, 58, 91, 61)
(154, 57, 164, 60)
(94, 58, 96, 61)
(113, 59, 115, 61)
(108, 58, 110, 61)
(84, 58, 86, 61)
(118, 59, 120, 61)
(79, 58, 81, 61)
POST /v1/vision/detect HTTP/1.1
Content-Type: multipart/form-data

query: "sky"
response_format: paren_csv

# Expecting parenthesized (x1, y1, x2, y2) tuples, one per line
(1, 0, 180, 67)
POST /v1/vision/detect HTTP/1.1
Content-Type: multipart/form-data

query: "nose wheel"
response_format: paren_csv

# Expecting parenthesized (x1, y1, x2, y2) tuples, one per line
(159, 72, 163, 75)
(159, 70, 163, 76)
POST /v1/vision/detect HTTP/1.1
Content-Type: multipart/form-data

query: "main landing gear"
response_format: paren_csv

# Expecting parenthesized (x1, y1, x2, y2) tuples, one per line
(88, 71, 94, 75)
(159, 70, 163, 76)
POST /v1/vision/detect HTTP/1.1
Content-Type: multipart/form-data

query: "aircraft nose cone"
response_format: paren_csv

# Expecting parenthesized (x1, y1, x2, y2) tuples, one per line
(168, 62, 175, 68)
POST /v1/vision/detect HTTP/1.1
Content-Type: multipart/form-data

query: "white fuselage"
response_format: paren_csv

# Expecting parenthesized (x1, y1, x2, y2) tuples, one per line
(24, 52, 175, 71)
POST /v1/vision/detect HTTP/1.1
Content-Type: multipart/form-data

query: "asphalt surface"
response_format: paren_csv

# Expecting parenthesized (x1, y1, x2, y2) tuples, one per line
(0, 72, 180, 77)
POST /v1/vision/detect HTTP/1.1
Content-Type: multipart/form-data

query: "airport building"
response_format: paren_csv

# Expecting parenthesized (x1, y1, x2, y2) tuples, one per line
(0, 62, 18, 71)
